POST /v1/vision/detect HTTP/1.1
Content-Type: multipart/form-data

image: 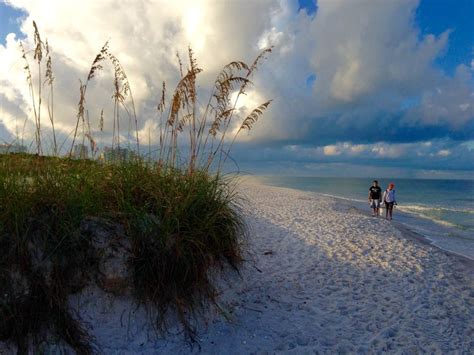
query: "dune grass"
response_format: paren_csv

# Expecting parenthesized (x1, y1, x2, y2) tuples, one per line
(1, 21, 270, 352)
(0, 153, 245, 351)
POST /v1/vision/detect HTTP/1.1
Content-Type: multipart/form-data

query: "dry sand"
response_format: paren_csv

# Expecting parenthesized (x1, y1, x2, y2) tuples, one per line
(1, 181, 473, 354)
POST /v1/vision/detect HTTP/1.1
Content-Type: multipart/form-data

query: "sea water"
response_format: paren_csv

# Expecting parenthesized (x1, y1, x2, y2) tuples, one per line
(249, 176, 474, 260)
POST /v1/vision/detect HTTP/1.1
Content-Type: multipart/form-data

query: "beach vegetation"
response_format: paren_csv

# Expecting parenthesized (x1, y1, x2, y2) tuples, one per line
(0, 22, 270, 352)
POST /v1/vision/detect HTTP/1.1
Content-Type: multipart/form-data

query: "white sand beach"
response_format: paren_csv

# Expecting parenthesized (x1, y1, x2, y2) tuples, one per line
(1, 181, 473, 354)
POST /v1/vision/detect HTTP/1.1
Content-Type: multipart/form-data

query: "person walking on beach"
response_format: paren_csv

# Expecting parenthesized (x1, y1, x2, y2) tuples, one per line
(383, 183, 397, 220)
(368, 180, 382, 216)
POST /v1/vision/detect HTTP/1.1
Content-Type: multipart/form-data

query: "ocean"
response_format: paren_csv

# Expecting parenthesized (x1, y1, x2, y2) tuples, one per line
(248, 176, 474, 260)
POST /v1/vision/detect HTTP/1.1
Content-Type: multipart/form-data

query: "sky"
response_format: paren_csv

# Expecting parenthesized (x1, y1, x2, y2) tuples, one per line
(0, 0, 473, 178)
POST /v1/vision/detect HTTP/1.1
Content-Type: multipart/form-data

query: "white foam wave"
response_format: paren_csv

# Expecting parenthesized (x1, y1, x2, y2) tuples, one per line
(402, 212, 459, 229)
(398, 204, 474, 214)
(316, 192, 366, 204)
(396, 207, 470, 231)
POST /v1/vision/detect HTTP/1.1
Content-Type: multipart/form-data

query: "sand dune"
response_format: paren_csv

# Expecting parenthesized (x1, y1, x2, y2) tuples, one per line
(1, 182, 473, 353)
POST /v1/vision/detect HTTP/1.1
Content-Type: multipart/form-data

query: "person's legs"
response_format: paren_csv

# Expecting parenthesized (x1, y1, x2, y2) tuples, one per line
(370, 200, 376, 216)
(385, 202, 389, 219)
(385, 203, 393, 220)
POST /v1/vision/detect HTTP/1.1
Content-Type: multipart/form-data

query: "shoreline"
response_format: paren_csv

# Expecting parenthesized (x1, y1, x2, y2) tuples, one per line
(330, 192, 474, 265)
(240, 179, 474, 272)
(391, 220, 474, 268)
(238, 182, 473, 352)
(322, 188, 474, 265)
(244, 176, 474, 262)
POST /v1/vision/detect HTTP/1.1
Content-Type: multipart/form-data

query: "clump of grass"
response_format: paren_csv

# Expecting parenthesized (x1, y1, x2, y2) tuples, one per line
(123, 167, 244, 337)
(1, 21, 271, 352)
(0, 154, 246, 350)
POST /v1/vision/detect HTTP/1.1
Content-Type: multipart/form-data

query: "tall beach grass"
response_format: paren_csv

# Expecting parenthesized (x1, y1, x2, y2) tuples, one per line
(0, 22, 271, 353)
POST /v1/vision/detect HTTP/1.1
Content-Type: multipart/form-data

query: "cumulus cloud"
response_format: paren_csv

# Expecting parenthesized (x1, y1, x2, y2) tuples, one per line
(404, 64, 474, 128)
(237, 0, 473, 146)
(1, 0, 282, 151)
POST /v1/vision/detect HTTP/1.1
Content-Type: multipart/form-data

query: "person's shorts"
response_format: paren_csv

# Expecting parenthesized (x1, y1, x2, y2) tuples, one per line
(385, 201, 395, 209)
(370, 200, 380, 208)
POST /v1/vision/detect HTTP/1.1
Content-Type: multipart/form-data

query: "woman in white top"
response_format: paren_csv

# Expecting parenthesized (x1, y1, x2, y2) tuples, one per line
(383, 183, 397, 220)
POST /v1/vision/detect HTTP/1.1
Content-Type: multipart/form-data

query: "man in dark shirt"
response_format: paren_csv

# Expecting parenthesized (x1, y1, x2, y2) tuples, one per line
(368, 180, 382, 216)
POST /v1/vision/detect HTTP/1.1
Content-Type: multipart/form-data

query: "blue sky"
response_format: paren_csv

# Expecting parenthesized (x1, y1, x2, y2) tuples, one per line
(0, 2, 25, 42)
(0, 0, 473, 178)
(416, 0, 473, 75)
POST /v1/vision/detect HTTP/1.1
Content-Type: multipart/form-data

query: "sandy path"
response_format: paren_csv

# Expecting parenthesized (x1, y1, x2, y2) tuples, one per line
(1, 182, 473, 354)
